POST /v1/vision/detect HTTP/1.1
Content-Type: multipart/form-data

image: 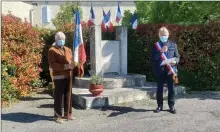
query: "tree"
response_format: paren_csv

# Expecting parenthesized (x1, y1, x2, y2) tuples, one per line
(122, 1, 220, 26)
(148, 1, 220, 25)
(52, 2, 83, 29)
(121, 1, 152, 26)
(121, 10, 133, 26)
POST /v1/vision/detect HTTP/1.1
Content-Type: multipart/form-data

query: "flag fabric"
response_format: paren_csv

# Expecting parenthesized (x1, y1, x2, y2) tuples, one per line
(88, 6, 95, 27)
(101, 10, 114, 32)
(73, 10, 86, 77)
(105, 10, 114, 32)
(130, 12, 138, 29)
(116, 3, 122, 23)
(101, 10, 107, 32)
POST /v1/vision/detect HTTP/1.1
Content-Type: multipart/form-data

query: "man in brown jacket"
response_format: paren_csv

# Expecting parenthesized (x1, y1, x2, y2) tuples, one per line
(48, 32, 75, 124)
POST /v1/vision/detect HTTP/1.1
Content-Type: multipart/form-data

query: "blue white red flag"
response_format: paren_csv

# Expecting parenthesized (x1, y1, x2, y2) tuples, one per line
(130, 12, 138, 29)
(101, 10, 107, 32)
(101, 10, 114, 32)
(73, 9, 86, 77)
(88, 5, 95, 27)
(116, 3, 122, 23)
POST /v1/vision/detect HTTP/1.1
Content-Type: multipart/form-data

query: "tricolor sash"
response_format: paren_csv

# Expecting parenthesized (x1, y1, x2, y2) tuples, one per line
(155, 42, 177, 76)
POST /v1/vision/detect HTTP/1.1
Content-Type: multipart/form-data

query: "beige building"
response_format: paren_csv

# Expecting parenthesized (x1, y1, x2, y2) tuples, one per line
(2, 1, 136, 29)
(2, 2, 33, 22)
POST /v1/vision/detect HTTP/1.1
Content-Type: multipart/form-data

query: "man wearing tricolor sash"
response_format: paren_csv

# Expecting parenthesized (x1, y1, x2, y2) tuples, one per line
(150, 27, 180, 114)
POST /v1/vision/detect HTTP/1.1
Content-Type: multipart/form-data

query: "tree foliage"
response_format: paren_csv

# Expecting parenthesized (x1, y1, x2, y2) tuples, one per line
(122, 1, 220, 25)
(52, 2, 83, 29)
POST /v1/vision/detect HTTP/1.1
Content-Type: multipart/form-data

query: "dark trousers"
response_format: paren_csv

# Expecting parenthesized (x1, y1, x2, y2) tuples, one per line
(156, 72, 175, 108)
(54, 78, 72, 118)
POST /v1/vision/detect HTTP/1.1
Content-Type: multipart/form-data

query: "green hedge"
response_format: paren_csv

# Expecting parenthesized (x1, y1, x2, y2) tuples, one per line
(128, 21, 220, 90)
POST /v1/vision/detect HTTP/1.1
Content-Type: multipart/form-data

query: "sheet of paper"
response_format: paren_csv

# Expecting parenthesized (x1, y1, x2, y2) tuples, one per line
(160, 58, 176, 66)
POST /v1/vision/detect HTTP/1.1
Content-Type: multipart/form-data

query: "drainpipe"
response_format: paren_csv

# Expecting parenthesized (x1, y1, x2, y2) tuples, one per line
(30, 2, 38, 26)
(29, 9, 34, 26)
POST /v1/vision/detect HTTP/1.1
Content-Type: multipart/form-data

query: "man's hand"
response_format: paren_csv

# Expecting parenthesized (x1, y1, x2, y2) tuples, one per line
(160, 46, 168, 53)
(64, 63, 75, 70)
(170, 60, 176, 66)
(69, 63, 75, 70)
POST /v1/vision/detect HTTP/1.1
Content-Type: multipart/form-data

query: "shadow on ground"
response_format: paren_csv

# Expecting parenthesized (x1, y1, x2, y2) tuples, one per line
(37, 104, 54, 108)
(2, 112, 53, 123)
(20, 96, 53, 101)
(99, 106, 154, 117)
(38, 103, 83, 110)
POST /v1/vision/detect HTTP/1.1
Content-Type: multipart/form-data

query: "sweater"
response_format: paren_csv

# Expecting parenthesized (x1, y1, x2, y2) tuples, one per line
(48, 45, 73, 79)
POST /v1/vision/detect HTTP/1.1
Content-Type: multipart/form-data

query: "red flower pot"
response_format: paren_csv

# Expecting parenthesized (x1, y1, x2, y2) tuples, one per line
(89, 84, 104, 96)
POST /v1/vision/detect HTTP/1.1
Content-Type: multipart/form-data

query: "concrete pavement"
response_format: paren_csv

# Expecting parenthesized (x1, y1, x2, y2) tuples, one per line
(2, 91, 220, 132)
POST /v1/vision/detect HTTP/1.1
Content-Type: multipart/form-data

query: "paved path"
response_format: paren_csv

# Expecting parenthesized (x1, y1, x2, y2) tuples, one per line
(2, 91, 220, 132)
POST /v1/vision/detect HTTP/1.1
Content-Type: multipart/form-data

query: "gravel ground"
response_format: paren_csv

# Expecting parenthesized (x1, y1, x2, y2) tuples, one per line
(2, 91, 220, 132)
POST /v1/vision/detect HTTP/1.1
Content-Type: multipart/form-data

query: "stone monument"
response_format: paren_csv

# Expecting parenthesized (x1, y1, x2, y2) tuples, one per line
(72, 26, 185, 109)
(75, 26, 146, 89)
(90, 26, 127, 76)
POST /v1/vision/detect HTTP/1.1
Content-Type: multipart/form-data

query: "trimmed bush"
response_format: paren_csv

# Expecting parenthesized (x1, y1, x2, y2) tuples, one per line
(128, 21, 220, 90)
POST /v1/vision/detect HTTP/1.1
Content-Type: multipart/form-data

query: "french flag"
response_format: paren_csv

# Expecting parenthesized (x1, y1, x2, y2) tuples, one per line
(105, 10, 114, 32)
(88, 6, 95, 27)
(73, 9, 86, 77)
(101, 10, 107, 32)
(130, 12, 138, 29)
(101, 10, 114, 32)
(116, 3, 122, 23)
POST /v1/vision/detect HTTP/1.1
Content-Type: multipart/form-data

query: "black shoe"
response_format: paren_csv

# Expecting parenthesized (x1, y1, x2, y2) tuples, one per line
(154, 106, 163, 113)
(169, 107, 177, 114)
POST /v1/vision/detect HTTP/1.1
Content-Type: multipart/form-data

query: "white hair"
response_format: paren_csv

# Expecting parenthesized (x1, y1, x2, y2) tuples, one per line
(55, 31, 66, 42)
(159, 27, 169, 36)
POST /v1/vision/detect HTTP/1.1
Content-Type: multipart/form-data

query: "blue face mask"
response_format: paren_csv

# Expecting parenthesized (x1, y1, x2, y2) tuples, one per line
(159, 36, 168, 43)
(57, 40, 65, 47)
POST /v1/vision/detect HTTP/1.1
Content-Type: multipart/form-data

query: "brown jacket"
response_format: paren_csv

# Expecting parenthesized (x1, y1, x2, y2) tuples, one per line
(48, 45, 73, 79)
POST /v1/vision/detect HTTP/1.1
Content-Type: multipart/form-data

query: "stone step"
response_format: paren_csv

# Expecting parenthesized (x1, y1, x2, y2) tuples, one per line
(72, 83, 186, 109)
(72, 87, 148, 109)
(75, 74, 146, 89)
(132, 83, 186, 99)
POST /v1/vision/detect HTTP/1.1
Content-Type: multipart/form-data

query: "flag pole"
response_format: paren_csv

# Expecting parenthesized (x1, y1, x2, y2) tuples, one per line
(77, 1, 80, 78)
(66, 5, 78, 121)
(78, 66, 81, 78)
(118, 1, 119, 27)
(117, 1, 120, 27)
(67, 69, 73, 121)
